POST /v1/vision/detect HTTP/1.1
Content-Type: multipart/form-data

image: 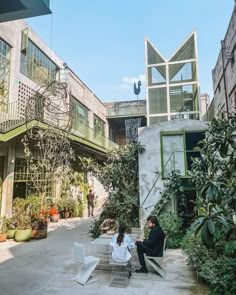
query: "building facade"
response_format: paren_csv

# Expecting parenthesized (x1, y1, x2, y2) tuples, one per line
(0, 20, 115, 216)
(211, 2, 236, 119)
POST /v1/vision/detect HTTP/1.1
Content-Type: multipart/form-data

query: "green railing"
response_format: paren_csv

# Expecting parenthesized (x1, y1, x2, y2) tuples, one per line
(0, 100, 118, 150)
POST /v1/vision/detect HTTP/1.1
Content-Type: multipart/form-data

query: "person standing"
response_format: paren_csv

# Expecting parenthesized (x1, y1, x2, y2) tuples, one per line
(135, 215, 165, 273)
(87, 189, 95, 217)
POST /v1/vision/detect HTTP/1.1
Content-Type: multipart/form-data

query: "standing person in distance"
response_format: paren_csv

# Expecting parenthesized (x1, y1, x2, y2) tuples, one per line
(135, 215, 165, 273)
(87, 189, 95, 217)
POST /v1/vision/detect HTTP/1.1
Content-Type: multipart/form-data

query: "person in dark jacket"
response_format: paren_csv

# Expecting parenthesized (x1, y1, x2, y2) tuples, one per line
(135, 215, 165, 273)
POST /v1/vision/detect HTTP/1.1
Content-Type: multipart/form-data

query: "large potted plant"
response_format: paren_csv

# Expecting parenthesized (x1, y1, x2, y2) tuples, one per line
(0, 217, 7, 242)
(12, 198, 32, 242)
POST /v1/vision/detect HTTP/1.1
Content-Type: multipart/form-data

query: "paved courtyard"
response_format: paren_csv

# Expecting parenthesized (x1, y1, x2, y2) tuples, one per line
(0, 216, 209, 295)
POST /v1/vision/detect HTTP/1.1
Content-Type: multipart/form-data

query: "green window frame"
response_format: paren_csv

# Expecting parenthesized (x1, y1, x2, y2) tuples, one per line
(160, 130, 205, 178)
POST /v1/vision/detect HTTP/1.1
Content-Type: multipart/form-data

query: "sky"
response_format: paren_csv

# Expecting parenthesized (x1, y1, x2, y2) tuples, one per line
(26, 0, 234, 103)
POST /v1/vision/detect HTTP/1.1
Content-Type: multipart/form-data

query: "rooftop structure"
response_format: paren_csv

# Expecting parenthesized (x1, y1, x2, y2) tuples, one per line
(145, 31, 201, 125)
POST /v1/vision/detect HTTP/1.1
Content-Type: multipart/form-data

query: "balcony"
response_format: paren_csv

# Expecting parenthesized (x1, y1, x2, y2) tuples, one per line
(0, 100, 118, 152)
(0, 0, 51, 23)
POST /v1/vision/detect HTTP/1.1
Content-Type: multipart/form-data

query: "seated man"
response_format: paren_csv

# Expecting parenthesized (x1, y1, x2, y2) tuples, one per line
(135, 215, 165, 273)
(100, 215, 119, 234)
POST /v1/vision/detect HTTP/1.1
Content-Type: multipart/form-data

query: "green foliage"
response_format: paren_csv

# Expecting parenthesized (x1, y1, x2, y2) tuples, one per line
(88, 219, 103, 238)
(158, 213, 184, 248)
(0, 217, 7, 234)
(152, 170, 185, 215)
(183, 114, 236, 295)
(81, 143, 144, 234)
(56, 197, 83, 217)
(12, 198, 32, 229)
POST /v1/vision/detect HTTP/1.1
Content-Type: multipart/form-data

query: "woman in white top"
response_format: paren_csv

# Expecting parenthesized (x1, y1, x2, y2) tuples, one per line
(110, 225, 135, 266)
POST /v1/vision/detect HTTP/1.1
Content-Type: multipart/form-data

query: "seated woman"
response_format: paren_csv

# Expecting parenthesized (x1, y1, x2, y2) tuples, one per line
(110, 225, 135, 276)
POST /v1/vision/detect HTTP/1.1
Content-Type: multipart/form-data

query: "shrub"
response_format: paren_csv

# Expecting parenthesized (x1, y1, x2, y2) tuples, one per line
(158, 213, 184, 248)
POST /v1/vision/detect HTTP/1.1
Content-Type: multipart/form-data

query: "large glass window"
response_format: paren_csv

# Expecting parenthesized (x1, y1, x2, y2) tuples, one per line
(170, 84, 198, 113)
(0, 38, 11, 106)
(149, 87, 167, 114)
(162, 134, 185, 177)
(71, 96, 89, 134)
(20, 36, 59, 85)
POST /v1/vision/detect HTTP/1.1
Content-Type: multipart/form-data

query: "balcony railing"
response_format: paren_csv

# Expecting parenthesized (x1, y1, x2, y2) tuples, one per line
(0, 100, 118, 151)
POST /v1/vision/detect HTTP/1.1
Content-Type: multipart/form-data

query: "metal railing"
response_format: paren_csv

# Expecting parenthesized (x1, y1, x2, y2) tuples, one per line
(0, 101, 25, 132)
(0, 100, 118, 150)
(163, 150, 201, 178)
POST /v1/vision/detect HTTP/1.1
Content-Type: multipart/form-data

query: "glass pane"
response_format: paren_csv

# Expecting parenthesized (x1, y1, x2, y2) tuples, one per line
(162, 135, 185, 176)
(170, 84, 199, 113)
(148, 65, 166, 86)
(149, 87, 167, 114)
(147, 41, 165, 65)
(169, 62, 196, 83)
(149, 116, 168, 125)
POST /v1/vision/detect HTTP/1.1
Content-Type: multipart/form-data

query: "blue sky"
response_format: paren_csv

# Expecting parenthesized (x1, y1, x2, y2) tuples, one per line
(26, 0, 234, 102)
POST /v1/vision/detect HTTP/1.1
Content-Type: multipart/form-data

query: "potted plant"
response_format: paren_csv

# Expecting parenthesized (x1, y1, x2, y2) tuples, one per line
(6, 217, 17, 239)
(0, 217, 7, 242)
(49, 204, 59, 222)
(31, 213, 48, 239)
(12, 198, 32, 242)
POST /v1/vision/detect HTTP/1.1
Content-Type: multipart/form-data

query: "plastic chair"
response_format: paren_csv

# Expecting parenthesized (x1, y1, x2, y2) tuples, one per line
(73, 242, 100, 285)
(144, 238, 167, 278)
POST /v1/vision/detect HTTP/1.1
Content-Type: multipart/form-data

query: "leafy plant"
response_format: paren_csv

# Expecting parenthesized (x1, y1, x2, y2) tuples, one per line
(152, 170, 185, 215)
(0, 217, 7, 234)
(83, 142, 144, 234)
(158, 213, 184, 248)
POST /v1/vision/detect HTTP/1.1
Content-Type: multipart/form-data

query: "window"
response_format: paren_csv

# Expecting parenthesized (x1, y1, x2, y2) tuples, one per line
(94, 115, 105, 136)
(161, 131, 205, 177)
(148, 87, 167, 114)
(71, 96, 89, 136)
(0, 38, 11, 106)
(20, 35, 59, 85)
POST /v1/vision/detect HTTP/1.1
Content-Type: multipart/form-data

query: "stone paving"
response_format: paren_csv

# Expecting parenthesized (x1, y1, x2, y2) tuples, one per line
(0, 215, 209, 295)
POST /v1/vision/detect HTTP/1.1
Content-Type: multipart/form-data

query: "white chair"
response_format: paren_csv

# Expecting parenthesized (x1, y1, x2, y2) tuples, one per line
(144, 238, 167, 278)
(73, 242, 100, 285)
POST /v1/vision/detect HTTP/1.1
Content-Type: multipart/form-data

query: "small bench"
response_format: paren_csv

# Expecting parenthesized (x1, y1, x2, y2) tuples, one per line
(144, 237, 167, 278)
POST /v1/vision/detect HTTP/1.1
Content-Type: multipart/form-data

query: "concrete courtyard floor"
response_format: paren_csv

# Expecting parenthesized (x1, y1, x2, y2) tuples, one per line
(0, 215, 209, 295)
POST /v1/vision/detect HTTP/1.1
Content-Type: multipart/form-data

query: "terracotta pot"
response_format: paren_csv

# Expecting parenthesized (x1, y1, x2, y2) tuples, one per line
(31, 228, 47, 239)
(15, 229, 32, 242)
(0, 233, 7, 242)
(7, 229, 16, 239)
